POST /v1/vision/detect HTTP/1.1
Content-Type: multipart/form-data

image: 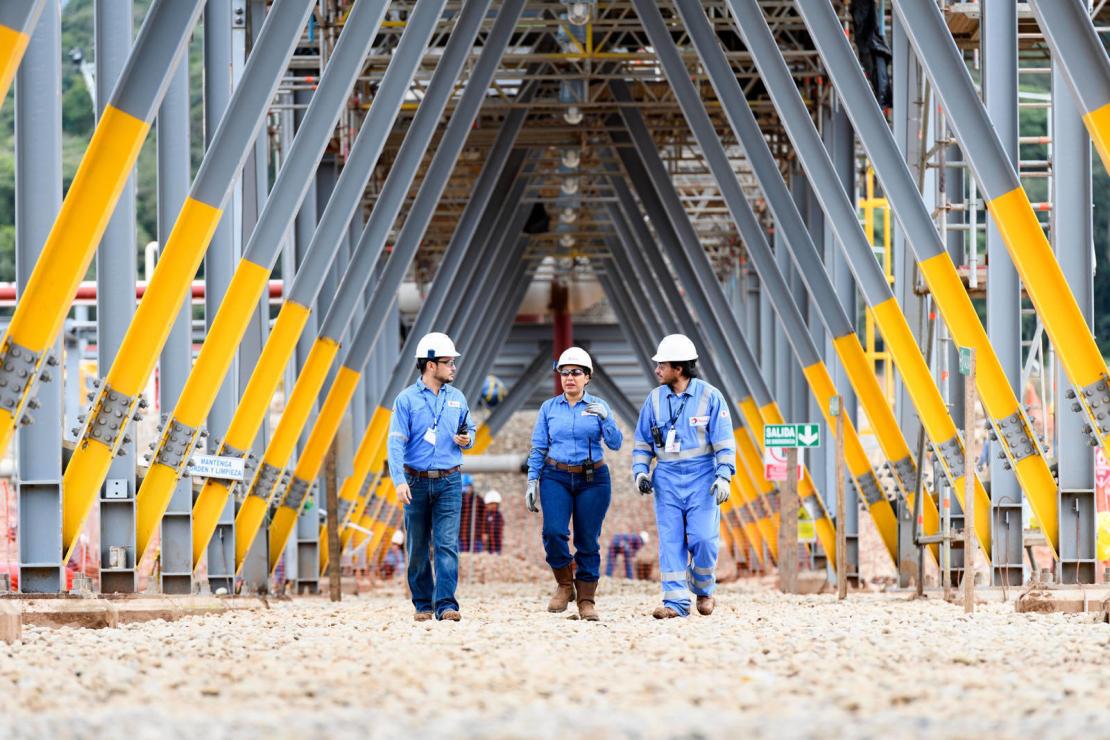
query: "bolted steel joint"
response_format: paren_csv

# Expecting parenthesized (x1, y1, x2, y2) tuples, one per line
(992, 411, 1041, 464)
(853, 470, 886, 506)
(83, 381, 141, 450)
(284, 477, 313, 512)
(249, 462, 284, 501)
(0, 340, 47, 420)
(151, 417, 201, 472)
(890, 456, 918, 496)
(935, 434, 967, 483)
(1076, 376, 1110, 437)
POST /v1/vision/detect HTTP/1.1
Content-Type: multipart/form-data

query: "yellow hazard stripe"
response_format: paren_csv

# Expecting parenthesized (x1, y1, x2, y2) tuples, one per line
(60, 439, 115, 560)
(1083, 100, 1110, 177)
(191, 478, 231, 568)
(234, 494, 269, 571)
(266, 504, 300, 573)
(8, 105, 149, 352)
(223, 302, 313, 448)
(262, 336, 340, 467)
(175, 260, 272, 426)
(987, 188, 1106, 396)
(292, 366, 363, 482)
(109, 197, 224, 394)
(0, 24, 31, 109)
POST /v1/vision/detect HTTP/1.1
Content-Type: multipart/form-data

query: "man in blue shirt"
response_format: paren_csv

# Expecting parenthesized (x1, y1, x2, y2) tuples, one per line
(633, 334, 736, 619)
(388, 332, 476, 622)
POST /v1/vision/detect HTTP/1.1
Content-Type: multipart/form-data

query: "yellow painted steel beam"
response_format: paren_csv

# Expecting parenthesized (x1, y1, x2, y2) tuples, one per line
(1, 105, 149, 462)
(0, 2, 42, 108)
(873, 295, 1002, 558)
(243, 365, 361, 574)
(468, 424, 494, 455)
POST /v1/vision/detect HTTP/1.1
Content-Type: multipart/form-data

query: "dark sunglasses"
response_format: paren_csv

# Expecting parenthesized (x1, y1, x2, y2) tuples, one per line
(559, 369, 586, 377)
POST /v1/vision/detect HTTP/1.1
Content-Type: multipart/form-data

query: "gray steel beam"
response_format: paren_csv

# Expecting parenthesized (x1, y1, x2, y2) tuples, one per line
(313, 0, 498, 350)
(95, 0, 137, 594)
(203, 0, 240, 595)
(15, 0, 63, 594)
(1052, 55, 1098, 585)
(457, 233, 534, 400)
(481, 342, 553, 440)
(605, 208, 670, 334)
(237, 0, 273, 594)
(157, 52, 193, 595)
(460, 253, 536, 403)
(983, 0, 1023, 587)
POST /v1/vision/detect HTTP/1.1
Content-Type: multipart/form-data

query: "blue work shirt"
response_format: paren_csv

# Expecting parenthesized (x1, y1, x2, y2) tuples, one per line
(528, 392, 623, 480)
(632, 378, 736, 490)
(387, 379, 476, 483)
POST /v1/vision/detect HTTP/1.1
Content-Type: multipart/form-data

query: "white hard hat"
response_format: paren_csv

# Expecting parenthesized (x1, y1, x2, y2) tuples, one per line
(639, 530, 651, 545)
(483, 490, 502, 505)
(556, 346, 593, 371)
(415, 332, 460, 360)
(391, 530, 404, 545)
(652, 334, 698, 363)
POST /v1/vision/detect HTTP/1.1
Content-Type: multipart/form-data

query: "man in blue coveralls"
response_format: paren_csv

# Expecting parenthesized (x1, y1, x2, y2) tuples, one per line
(633, 334, 736, 619)
(388, 332, 476, 622)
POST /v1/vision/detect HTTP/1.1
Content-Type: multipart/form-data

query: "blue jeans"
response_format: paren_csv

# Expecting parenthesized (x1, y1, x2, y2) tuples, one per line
(539, 465, 612, 581)
(403, 471, 461, 618)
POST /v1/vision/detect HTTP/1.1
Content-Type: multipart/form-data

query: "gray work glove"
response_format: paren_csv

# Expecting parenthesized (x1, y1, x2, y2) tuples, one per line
(711, 477, 731, 505)
(584, 402, 608, 421)
(525, 479, 539, 513)
(635, 472, 653, 495)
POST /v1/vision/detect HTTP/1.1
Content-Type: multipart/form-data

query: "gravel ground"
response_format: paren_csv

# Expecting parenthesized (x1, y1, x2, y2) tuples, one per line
(1, 581, 1108, 739)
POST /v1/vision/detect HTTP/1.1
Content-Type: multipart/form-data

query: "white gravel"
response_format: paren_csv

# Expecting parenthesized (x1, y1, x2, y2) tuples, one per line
(1, 581, 1107, 739)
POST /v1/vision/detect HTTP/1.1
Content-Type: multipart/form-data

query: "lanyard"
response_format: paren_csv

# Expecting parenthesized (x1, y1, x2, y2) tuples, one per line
(665, 392, 690, 431)
(420, 386, 447, 431)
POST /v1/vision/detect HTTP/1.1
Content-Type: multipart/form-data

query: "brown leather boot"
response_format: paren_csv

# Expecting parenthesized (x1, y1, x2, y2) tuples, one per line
(575, 579, 599, 621)
(547, 566, 576, 612)
(696, 596, 715, 615)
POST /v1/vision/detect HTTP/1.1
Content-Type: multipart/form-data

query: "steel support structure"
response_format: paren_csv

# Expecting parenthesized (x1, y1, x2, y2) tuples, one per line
(187, 0, 444, 569)
(1050, 34, 1099, 585)
(257, 0, 527, 573)
(477, 343, 553, 443)
(59, 0, 311, 563)
(0, 0, 202, 460)
(202, 0, 242, 595)
(0, 1, 45, 107)
(611, 89, 838, 569)
(156, 50, 193, 595)
(982, 0, 1024, 587)
(642, 0, 899, 564)
(798, 0, 1063, 559)
(14, 0, 62, 594)
(119, 0, 369, 564)
(230, 0, 494, 563)
(94, 0, 138, 593)
(893, 2, 1110, 491)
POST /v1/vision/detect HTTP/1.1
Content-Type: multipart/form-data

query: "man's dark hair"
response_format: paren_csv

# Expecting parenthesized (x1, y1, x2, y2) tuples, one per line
(672, 359, 698, 379)
(416, 358, 433, 374)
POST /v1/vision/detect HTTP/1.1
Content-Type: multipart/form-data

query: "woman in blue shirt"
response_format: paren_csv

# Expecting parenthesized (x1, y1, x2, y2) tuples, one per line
(526, 347, 623, 620)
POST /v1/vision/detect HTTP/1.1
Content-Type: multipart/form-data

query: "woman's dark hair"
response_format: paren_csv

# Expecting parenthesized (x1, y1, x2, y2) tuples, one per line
(673, 359, 698, 379)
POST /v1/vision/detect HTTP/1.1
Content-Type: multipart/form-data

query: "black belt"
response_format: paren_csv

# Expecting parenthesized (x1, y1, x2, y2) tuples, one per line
(404, 465, 461, 479)
(545, 458, 606, 474)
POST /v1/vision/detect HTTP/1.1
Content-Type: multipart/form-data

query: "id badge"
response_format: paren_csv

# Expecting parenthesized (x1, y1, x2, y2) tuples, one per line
(664, 428, 680, 453)
(422, 427, 437, 446)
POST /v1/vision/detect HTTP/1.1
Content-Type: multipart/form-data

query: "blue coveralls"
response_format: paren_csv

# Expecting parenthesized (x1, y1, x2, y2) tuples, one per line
(528, 392, 623, 581)
(632, 378, 736, 616)
(387, 379, 476, 618)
